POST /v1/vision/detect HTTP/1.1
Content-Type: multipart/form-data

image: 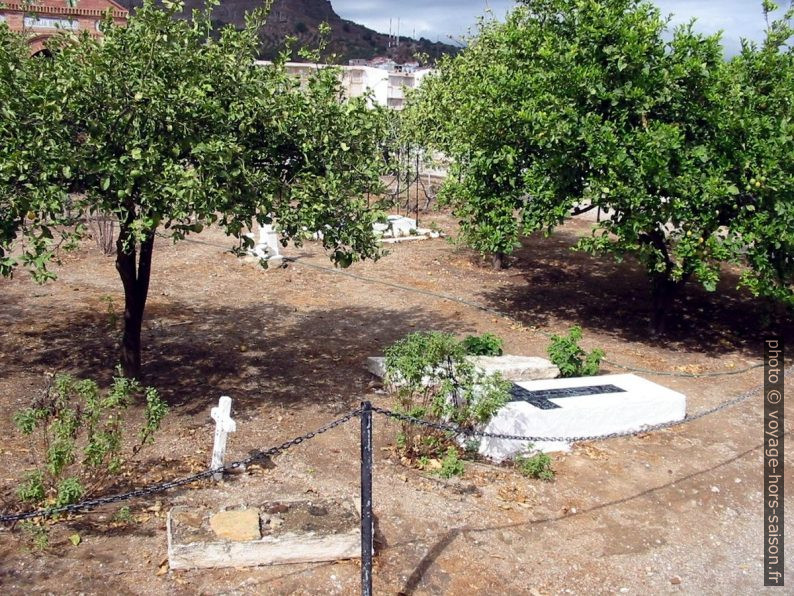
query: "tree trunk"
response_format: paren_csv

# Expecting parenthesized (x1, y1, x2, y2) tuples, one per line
(491, 251, 506, 270)
(115, 225, 155, 379)
(650, 275, 681, 335)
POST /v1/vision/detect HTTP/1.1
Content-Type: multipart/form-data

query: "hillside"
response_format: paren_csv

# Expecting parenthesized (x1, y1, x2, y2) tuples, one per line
(117, 0, 458, 63)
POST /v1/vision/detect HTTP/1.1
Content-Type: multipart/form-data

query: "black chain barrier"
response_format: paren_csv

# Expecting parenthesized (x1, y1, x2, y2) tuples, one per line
(1, 368, 790, 596)
(5, 364, 789, 525)
(0, 408, 361, 524)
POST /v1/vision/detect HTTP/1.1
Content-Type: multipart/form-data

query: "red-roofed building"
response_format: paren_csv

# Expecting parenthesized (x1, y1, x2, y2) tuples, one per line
(0, 0, 128, 55)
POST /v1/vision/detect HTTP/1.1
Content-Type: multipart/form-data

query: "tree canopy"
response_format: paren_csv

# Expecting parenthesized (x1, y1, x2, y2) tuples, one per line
(404, 0, 793, 329)
(0, 0, 389, 376)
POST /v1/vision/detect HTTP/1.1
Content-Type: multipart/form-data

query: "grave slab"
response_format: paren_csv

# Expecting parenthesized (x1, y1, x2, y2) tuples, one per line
(167, 499, 360, 570)
(478, 374, 686, 459)
(365, 354, 559, 383)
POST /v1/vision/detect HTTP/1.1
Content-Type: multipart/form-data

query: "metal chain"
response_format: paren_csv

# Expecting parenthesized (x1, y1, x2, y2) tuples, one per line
(373, 365, 793, 444)
(0, 408, 361, 524)
(4, 364, 786, 523)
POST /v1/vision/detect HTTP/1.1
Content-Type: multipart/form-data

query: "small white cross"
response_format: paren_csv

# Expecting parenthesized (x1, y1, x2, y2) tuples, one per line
(210, 395, 237, 481)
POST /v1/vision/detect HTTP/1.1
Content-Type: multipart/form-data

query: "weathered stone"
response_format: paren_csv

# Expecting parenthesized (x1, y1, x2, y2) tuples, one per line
(365, 356, 388, 379)
(469, 355, 560, 380)
(209, 509, 261, 542)
(168, 499, 360, 570)
(365, 354, 560, 383)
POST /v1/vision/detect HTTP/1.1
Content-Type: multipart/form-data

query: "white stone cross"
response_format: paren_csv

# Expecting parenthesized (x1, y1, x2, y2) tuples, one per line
(210, 395, 237, 481)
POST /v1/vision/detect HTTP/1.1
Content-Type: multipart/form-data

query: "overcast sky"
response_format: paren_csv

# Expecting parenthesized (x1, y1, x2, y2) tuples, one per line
(333, 1, 788, 55)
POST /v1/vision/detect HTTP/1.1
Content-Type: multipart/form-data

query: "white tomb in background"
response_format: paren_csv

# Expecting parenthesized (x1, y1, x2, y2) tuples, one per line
(479, 374, 686, 459)
(373, 215, 441, 243)
(246, 222, 282, 264)
(312, 215, 442, 244)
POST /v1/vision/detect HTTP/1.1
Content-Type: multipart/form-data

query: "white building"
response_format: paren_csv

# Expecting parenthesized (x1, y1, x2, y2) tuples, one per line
(254, 60, 433, 110)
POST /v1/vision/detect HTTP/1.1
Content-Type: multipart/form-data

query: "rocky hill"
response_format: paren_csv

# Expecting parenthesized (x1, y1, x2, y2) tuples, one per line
(118, 0, 458, 63)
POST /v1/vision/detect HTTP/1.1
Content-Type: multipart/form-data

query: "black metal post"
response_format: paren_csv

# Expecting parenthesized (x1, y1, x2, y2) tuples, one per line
(415, 152, 420, 229)
(360, 401, 374, 596)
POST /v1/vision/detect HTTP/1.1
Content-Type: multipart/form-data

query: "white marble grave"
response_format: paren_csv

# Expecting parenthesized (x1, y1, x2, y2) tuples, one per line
(478, 374, 686, 459)
(373, 215, 441, 243)
(312, 215, 441, 243)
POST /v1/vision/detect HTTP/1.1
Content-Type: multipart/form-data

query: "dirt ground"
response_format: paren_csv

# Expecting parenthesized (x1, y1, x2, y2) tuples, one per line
(0, 214, 792, 595)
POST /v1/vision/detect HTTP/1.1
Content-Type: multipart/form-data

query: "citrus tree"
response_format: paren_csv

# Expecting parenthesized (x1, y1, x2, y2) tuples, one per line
(0, 1, 389, 377)
(0, 20, 77, 282)
(405, 0, 793, 330)
(722, 2, 794, 307)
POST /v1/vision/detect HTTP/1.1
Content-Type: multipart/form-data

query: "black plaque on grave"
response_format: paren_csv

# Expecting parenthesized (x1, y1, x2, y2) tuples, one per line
(509, 383, 626, 410)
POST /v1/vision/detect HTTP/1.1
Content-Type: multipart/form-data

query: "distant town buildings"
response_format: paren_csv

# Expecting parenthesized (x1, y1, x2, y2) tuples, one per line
(0, 0, 128, 55)
(256, 60, 433, 110)
(348, 57, 420, 73)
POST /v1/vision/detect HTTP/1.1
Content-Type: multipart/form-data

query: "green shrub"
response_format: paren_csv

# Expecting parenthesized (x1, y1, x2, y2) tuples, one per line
(114, 506, 133, 524)
(438, 447, 465, 479)
(461, 332, 504, 356)
(515, 451, 554, 481)
(13, 369, 168, 512)
(20, 521, 49, 551)
(547, 326, 604, 377)
(384, 331, 510, 461)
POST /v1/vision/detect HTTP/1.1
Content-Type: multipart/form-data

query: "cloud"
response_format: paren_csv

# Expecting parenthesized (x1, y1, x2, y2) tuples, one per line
(333, 0, 783, 53)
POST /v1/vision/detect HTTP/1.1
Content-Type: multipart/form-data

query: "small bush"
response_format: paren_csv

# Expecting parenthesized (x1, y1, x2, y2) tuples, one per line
(547, 326, 604, 377)
(515, 451, 554, 481)
(13, 369, 168, 512)
(438, 447, 465, 478)
(20, 521, 49, 551)
(462, 333, 504, 356)
(114, 506, 133, 524)
(384, 331, 510, 462)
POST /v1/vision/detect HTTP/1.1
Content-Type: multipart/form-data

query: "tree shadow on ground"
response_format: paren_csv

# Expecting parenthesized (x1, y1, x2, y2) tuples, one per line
(0, 300, 471, 418)
(480, 229, 793, 358)
(396, 434, 782, 594)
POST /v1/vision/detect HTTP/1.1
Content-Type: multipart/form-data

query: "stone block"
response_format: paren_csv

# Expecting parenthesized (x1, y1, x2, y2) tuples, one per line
(365, 356, 387, 379)
(209, 509, 260, 542)
(469, 355, 560, 380)
(167, 499, 360, 570)
(365, 354, 559, 383)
